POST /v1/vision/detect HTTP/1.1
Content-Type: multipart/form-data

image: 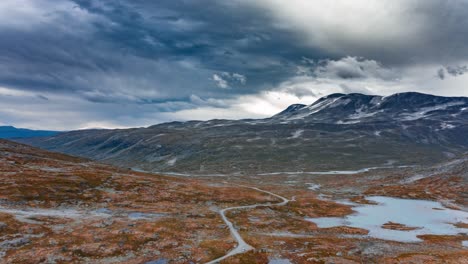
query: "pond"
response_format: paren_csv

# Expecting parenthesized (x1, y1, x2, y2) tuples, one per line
(306, 196, 468, 242)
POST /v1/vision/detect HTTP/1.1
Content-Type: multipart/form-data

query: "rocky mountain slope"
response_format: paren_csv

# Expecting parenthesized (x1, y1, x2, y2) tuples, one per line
(21, 92, 468, 174)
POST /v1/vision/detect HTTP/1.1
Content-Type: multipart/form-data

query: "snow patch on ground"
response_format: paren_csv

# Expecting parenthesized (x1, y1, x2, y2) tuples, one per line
(0, 206, 107, 224)
(285, 180, 297, 184)
(0, 206, 166, 224)
(401, 174, 426, 184)
(128, 212, 165, 220)
(306, 183, 321, 191)
(257, 166, 399, 176)
(269, 259, 292, 264)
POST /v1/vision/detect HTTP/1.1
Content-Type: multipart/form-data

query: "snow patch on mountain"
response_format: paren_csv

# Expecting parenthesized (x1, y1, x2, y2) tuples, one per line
(440, 123, 456, 130)
(167, 157, 177, 166)
(289, 129, 304, 139)
(247, 136, 263, 142)
(287, 97, 341, 120)
(347, 109, 382, 120)
(336, 120, 361, 124)
(400, 101, 466, 121)
(369, 96, 384, 105)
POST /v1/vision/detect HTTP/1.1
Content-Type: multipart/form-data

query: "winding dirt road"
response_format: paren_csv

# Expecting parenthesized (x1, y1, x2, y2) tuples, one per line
(205, 185, 289, 264)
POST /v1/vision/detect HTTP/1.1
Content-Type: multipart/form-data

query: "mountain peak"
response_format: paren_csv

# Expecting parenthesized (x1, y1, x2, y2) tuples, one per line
(323, 93, 346, 99)
(274, 104, 307, 117)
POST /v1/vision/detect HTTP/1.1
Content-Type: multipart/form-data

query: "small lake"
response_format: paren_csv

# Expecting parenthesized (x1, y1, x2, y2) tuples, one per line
(306, 196, 468, 242)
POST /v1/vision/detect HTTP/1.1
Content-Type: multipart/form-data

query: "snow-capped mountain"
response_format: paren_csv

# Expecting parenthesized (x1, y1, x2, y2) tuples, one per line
(20, 92, 468, 174)
(272, 92, 468, 125)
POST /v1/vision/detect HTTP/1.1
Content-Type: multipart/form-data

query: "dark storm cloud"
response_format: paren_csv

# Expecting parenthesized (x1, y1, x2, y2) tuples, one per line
(0, 0, 332, 107)
(2, 0, 468, 103)
(1, 0, 468, 129)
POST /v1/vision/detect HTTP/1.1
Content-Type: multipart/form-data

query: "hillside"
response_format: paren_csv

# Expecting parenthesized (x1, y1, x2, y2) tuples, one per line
(0, 139, 279, 262)
(21, 92, 468, 174)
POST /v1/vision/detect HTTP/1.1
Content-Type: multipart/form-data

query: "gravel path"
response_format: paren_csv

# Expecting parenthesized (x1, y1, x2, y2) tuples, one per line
(205, 185, 289, 264)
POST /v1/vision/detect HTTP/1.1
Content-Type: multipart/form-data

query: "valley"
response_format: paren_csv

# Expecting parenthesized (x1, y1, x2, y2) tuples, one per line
(0, 139, 467, 263)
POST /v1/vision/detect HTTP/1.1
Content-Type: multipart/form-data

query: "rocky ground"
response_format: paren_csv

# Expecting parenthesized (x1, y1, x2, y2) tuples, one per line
(0, 140, 276, 263)
(1, 139, 467, 263)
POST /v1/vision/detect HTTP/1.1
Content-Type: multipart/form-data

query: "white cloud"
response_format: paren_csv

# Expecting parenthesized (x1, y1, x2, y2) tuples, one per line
(212, 74, 229, 89)
(248, 1, 425, 55)
(304, 56, 399, 81)
(232, 73, 247, 84)
(244, 0, 468, 64)
(0, 0, 101, 32)
(211, 72, 247, 89)
(164, 90, 315, 121)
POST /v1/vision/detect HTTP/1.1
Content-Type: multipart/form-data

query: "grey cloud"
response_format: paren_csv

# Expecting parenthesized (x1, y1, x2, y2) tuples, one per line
(212, 74, 229, 89)
(298, 56, 399, 81)
(212, 72, 247, 89)
(0, 0, 326, 106)
(437, 65, 468, 80)
(189, 95, 228, 108)
(437, 68, 445, 80)
(446, 65, 468, 77)
(339, 84, 373, 95)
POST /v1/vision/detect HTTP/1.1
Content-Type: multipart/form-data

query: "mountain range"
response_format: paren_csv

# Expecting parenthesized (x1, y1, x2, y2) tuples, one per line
(0, 126, 59, 139)
(20, 92, 468, 175)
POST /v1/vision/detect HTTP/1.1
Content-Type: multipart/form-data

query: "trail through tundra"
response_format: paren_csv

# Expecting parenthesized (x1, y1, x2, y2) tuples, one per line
(205, 185, 290, 264)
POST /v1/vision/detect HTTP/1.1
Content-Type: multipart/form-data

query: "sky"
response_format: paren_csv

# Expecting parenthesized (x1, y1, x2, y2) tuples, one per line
(1, 0, 468, 130)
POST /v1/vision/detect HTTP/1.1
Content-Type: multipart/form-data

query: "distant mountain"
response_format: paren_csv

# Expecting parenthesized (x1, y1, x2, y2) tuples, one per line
(0, 126, 59, 139)
(20, 92, 468, 174)
(272, 92, 468, 125)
